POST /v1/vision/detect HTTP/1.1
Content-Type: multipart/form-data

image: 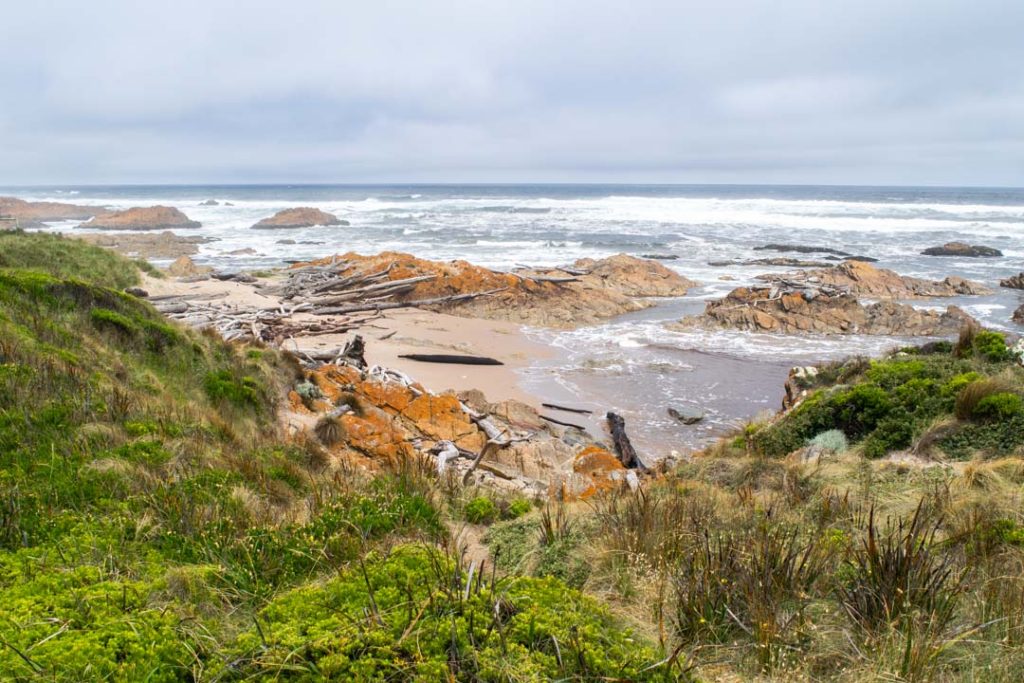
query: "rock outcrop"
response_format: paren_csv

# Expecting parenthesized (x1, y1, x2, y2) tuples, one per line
(1015, 304, 1024, 325)
(758, 260, 991, 298)
(922, 242, 1002, 258)
(79, 206, 201, 231)
(76, 231, 212, 259)
(252, 208, 348, 229)
(294, 251, 697, 328)
(1000, 273, 1024, 289)
(0, 197, 110, 227)
(676, 286, 976, 336)
(289, 363, 637, 499)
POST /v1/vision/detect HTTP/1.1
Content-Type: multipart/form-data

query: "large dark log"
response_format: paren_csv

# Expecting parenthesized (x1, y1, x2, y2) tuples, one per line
(607, 412, 646, 470)
(398, 353, 503, 366)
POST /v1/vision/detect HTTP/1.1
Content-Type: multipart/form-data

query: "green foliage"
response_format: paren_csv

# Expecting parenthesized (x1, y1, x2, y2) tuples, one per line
(203, 369, 262, 408)
(973, 392, 1024, 421)
(972, 331, 1013, 363)
(464, 495, 498, 525)
(505, 497, 533, 520)
(219, 544, 681, 681)
(752, 341, 1023, 459)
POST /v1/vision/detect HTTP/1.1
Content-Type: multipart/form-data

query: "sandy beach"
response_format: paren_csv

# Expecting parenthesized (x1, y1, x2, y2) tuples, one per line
(141, 273, 554, 406)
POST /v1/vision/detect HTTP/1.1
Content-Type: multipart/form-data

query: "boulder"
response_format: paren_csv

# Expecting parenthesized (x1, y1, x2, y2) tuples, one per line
(124, 287, 149, 298)
(1015, 304, 1024, 325)
(668, 406, 704, 424)
(758, 260, 991, 298)
(921, 242, 1002, 258)
(251, 207, 348, 229)
(80, 206, 201, 231)
(166, 255, 213, 278)
(676, 285, 977, 336)
(0, 196, 110, 228)
(1000, 273, 1024, 290)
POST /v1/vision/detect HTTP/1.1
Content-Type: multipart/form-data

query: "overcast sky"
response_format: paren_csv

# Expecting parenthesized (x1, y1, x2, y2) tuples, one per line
(1, 0, 1022, 186)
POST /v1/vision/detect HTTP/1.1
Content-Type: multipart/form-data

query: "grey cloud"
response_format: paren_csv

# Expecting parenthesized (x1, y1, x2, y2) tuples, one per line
(1, 0, 1022, 185)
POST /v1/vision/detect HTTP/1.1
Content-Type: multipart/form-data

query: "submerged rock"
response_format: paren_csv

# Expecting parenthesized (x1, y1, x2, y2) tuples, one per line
(758, 260, 992, 298)
(922, 242, 1002, 257)
(676, 286, 976, 336)
(0, 196, 110, 227)
(199, 199, 219, 206)
(709, 258, 833, 268)
(252, 207, 349, 229)
(80, 206, 201, 231)
(754, 243, 852, 257)
(668, 406, 704, 424)
(1000, 273, 1024, 289)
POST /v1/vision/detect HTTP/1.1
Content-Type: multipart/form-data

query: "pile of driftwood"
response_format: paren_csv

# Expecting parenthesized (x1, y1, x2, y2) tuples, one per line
(148, 295, 381, 343)
(258, 258, 507, 316)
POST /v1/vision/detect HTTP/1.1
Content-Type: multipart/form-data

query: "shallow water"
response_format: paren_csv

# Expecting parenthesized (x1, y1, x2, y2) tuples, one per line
(9, 183, 1023, 454)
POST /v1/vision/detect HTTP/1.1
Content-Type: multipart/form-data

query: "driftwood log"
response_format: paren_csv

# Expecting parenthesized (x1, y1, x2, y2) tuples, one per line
(607, 412, 646, 471)
(539, 414, 586, 430)
(398, 354, 503, 366)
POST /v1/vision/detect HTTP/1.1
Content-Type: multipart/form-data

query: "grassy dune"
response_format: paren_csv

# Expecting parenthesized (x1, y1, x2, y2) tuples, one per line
(1, 231, 1022, 681)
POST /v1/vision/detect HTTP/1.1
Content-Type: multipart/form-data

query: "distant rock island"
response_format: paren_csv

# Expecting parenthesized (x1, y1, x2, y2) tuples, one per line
(0, 196, 110, 227)
(79, 206, 201, 231)
(251, 207, 349, 229)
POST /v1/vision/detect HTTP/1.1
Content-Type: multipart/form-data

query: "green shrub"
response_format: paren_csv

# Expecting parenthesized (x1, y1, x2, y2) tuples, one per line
(504, 497, 533, 519)
(464, 495, 498, 525)
(973, 331, 1012, 362)
(973, 392, 1024, 421)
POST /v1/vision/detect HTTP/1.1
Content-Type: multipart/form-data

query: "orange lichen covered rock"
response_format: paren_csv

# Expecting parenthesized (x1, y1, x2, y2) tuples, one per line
(339, 403, 415, 463)
(401, 393, 485, 450)
(572, 445, 626, 475)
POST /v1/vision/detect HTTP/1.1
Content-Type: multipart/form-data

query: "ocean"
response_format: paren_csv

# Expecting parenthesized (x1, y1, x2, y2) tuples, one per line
(8, 183, 1024, 453)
